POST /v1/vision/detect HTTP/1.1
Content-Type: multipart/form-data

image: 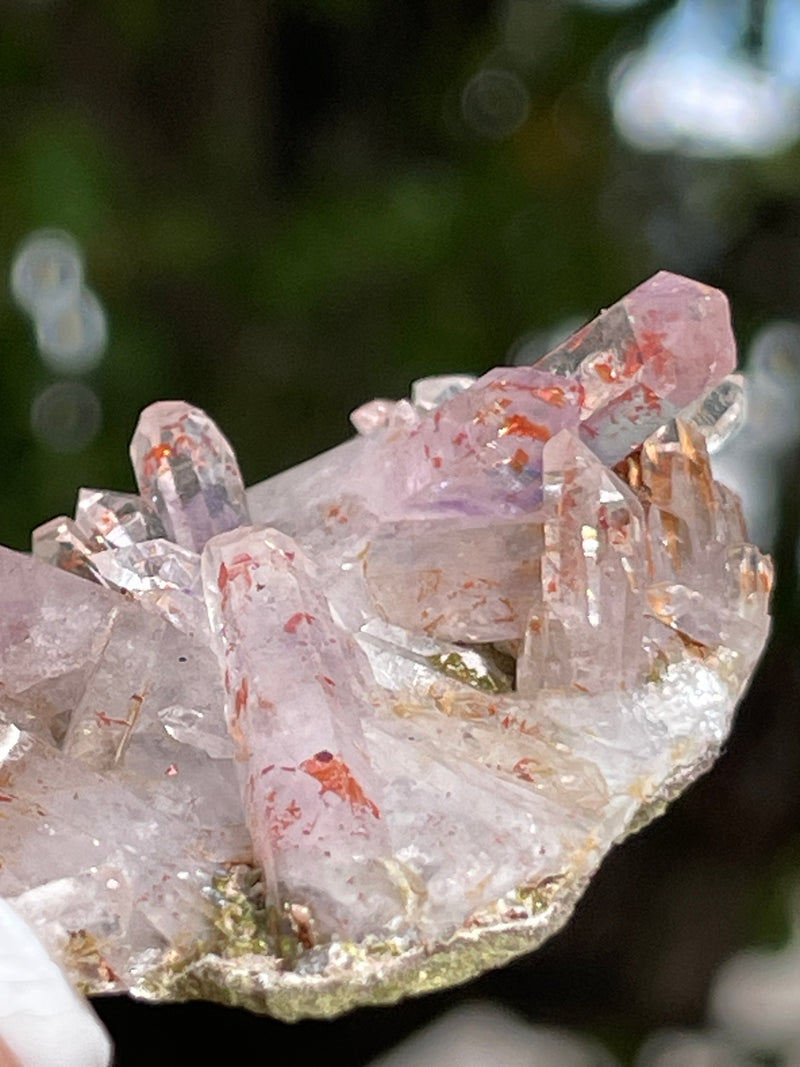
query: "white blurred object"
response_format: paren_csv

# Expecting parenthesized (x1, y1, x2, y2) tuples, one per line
(0, 897, 112, 1067)
(368, 1002, 618, 1067)
(35, 286, 108, 374)
(711, 888, 800, 1052)
(710, 321, 800, 548)
(713, 942, 800, 1048)
(10, 228, 109, 379)
(611, 0, 800, 158)
(10, 230, 84, 317)
(635, 1028, 748, 1066)
(30, 381, 103, 454)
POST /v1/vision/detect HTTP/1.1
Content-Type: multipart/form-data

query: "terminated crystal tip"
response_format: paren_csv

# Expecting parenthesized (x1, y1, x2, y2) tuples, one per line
(0, 271, 772, 1021)
(538, 270, 736, 464)
(130, 400, 251, 552)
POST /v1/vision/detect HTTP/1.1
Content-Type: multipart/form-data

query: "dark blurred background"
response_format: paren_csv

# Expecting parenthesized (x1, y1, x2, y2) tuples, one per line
(3, 0, 800, 1063)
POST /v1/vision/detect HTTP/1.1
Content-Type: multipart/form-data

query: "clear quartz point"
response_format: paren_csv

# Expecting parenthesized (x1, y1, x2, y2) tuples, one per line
(517, 429, 647, 695)
(349, 397, 418, 435)
(130, 401, 251, 552)
(535, 271, 736, 464)
(89, 539, 200, 595)
(410, 374, 476, 410)
(681, 374, 747, 454)
(75, 488, 167, 549)
(202, 525, 401, 943)
(89, 539, 206, 637)
(31, 516, 106, 585)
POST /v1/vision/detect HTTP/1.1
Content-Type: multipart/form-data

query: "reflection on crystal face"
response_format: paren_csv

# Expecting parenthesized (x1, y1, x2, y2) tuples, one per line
(0, 271, 773, 1020)
(31, 515, 106, 585)
(130, 400, 251, 552)
(75, 489, 167, 549)
(537, 270, 736, 463)
(364, 517, 544, 642)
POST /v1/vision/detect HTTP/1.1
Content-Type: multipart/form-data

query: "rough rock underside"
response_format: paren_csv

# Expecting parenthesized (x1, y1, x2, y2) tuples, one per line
(0, 271, 772, 1020)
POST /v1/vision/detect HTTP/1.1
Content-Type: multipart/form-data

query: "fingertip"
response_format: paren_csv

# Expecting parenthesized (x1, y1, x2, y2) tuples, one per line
(0, 899, 113, 1067)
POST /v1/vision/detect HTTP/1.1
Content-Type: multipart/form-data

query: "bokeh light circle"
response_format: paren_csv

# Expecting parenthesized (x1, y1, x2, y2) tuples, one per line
(35, 287, 108, 374)
(30, 381, 102, 453)
(10, 230, 84, 317)
(461, 68, 531, 139)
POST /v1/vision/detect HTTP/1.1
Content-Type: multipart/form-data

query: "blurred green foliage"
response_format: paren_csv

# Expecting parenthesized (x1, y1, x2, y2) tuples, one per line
(0, 0, 672, 548)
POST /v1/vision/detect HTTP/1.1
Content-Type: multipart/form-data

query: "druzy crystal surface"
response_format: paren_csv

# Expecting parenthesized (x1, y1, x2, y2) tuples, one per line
(0, 272, 772, 1019)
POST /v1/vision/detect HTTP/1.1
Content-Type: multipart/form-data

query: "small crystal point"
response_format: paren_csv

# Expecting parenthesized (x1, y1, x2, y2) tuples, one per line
(410, 373, 476, 410)
(89, 539, 205, 637)
(74, 488, 167, 549)
(130, 401, 251, 552)
(517, 429, 647, 695)
(31, 516, 106, 585)
(682, 374, 747, 454)
(349, 397, 418, 435)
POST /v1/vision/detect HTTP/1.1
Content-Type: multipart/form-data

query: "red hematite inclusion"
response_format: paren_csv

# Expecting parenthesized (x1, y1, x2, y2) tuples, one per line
(300, 751, 381, 820)
(0, 271, 771, 1019)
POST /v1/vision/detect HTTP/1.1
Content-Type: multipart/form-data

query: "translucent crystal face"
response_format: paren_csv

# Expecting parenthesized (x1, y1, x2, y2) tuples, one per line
(537, 270, 736, 464)
(130, 400, 251, 552)
(0, 271, 772, 1020)
(74, 489, 167, 550)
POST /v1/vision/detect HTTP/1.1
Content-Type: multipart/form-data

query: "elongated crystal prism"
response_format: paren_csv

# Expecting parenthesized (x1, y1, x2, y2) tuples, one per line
(537, 271, 736, 464)
(518, 429, 647, 695)
(369, 367, 582, 518)
(202, 526, 401, 942)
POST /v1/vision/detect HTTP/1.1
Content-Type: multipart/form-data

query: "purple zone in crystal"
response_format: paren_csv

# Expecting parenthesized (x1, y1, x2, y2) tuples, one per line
(371, 367, 583, 518)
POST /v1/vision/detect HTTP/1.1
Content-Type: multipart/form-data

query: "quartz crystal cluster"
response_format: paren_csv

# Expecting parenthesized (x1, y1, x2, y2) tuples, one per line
(0, 272, 772, 1019)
